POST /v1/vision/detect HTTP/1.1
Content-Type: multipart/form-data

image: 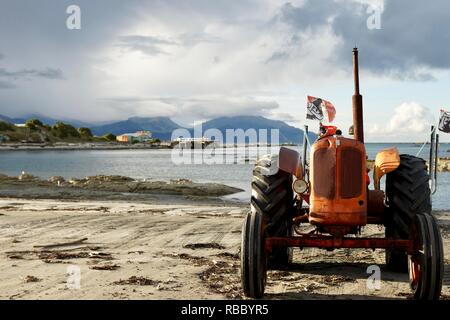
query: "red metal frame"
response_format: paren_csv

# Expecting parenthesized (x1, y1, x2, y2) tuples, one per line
(266, 234, 414, 254)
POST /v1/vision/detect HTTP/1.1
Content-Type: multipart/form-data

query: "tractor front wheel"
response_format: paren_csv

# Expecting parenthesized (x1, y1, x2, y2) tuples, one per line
(241, 165, 294, 298)
(241, 211, 267, 298)
(408, 213, 444, 300)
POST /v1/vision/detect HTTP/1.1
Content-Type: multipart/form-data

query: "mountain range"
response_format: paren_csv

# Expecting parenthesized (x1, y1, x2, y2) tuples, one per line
(90, 117, 182, 141)
(0, 114, 316, 143)
(198, 116, 315, 144)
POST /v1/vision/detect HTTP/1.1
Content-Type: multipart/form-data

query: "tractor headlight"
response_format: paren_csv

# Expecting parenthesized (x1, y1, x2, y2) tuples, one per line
(293, 179, 309, 194)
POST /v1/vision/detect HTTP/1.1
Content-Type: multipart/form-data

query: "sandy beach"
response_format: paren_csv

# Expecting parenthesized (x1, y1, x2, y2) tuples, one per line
(0, 194, 449, 300)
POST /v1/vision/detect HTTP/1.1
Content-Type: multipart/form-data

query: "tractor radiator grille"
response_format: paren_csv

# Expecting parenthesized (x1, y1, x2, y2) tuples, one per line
(340, 148, 363, 198)
(313, 148, 336, 199)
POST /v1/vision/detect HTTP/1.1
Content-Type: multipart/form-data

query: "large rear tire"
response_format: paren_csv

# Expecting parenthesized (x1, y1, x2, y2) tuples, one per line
(251, 167, 294, 266)
(385, 155, 432, 272)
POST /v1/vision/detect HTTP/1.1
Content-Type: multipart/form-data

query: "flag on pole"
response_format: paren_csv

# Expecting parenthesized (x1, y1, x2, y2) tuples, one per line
(438, 109, 450, 133)
(306, 96, 336, 123)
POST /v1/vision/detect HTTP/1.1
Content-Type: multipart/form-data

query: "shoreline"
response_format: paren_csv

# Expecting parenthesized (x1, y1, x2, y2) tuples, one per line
(0, 173, 245, 205)
(2, 141, 449, 152)
(0, 143, 172, 151)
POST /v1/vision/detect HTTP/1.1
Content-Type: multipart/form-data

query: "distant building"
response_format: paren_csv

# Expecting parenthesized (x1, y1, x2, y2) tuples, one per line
(171, 136, 214, 149)
(116, 134, 132, 143)
(134, 130, 152, 142)
(15, 123, 26, 128)
(116, 130, 152, 143)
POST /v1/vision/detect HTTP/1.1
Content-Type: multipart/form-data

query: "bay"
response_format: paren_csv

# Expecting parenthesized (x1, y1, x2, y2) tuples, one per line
(0, 143, 448, 210)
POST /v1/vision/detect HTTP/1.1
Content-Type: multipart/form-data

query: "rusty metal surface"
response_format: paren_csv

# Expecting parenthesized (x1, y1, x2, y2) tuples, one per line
(373, 148, 400, 190)
(352, 96, 364, 143)
(352, 48, 364, 143)
(340, 148, 363, 198)
(353, 48, 360, 94)
(309, 210, 367, 226)
(367, 190, 385, 221)
(278, 146, 303, 178)
(266, 235, 413, 253)
(313, 147, 336, 199)
(309, 137, 367, 228)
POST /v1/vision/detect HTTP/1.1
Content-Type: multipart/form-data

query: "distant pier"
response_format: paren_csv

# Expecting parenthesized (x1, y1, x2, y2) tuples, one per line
(171, 137, 215, 149)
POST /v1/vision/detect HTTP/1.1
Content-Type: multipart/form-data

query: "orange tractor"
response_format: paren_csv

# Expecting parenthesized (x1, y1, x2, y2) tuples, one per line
(241, 48, 443, 300)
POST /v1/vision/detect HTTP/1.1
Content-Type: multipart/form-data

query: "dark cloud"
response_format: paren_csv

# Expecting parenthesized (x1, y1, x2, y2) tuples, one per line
(36, 68, 65, 79)
(279, 1, 340, 30)
(279, 0, 450, 79)
(0, 67, 64, 80)
(0, 80, 15, 89)
(0, 53, 4, 60)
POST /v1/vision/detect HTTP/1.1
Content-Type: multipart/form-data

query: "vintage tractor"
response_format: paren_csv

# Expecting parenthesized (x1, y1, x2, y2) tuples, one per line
(241, 48, 443, 300)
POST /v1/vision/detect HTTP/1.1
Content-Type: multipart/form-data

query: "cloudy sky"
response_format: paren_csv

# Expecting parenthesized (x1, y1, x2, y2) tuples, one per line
(0, 0, 449, 141)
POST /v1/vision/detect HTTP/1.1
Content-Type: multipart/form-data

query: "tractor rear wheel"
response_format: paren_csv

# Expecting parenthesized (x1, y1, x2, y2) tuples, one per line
(385, 155, 432, 272)
(408, 213, 443, 300)
(251, 167, 294, 267)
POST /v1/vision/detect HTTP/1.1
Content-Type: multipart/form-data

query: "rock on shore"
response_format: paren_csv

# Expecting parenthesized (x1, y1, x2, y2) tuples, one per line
(437, 158, 450, 172)
(63, 175, 243, 196)
(0, 173, 243, 198)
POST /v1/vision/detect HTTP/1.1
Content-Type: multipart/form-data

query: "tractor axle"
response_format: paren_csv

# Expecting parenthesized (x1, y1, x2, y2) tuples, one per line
(266, 234, 413, 253)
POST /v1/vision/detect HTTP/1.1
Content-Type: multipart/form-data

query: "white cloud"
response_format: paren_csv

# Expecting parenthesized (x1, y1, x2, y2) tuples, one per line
(91, 3, 344, 123)
(367, 102, 435, 141)
(101, 95, 280, 125)
(180, 96, 279, 118)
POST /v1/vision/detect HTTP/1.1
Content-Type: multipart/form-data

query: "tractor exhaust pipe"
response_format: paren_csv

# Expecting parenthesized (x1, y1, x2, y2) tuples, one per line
(352, 48, 364, 143)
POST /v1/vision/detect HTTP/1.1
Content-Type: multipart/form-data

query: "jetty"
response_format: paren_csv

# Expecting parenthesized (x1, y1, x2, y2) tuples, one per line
(171, 137, 215, 149)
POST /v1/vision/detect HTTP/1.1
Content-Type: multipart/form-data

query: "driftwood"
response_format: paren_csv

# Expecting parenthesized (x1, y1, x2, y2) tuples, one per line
(33, 237, 88, 249)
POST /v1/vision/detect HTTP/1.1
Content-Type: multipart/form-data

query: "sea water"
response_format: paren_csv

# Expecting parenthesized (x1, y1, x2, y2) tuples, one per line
(0, 143, 448, 210)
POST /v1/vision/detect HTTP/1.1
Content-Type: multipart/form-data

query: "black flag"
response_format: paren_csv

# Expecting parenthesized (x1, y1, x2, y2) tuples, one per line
(438, 109, 450, 133)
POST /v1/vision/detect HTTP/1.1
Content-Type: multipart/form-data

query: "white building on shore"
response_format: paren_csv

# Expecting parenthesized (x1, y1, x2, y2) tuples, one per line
(116, 130, 152, 143)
